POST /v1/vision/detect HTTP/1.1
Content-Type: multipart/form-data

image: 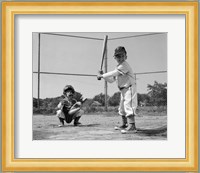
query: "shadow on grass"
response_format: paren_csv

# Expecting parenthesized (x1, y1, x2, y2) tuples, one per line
(137, 125, 167, 135)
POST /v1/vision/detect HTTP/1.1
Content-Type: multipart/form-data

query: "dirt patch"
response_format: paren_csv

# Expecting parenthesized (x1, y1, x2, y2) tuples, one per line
(33, 113, 167, 140)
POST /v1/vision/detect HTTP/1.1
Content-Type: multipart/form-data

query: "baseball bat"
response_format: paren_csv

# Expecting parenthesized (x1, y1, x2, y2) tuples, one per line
(97, 35, 108, 80)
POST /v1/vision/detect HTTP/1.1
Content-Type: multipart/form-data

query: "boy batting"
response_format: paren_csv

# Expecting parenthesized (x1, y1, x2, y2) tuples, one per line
(97, 46, 138, 134)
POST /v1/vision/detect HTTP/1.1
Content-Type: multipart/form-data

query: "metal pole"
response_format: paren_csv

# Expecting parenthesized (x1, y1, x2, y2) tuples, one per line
(135, 74, 138, 106)
(104, 36, 108, 111)
(37, 33, 41, 109)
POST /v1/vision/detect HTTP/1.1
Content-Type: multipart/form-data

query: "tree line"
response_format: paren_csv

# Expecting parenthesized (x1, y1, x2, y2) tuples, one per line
(33, 81, 167, 115)
(93, 81, 167, 106)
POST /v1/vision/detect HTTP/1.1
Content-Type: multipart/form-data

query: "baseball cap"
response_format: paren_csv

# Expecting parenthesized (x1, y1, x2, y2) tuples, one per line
(114, 46, 127, 56)
(63, 85, 75, 94)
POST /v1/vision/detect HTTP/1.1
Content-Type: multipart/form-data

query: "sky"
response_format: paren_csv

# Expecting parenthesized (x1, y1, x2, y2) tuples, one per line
(33, 32, 167, 99)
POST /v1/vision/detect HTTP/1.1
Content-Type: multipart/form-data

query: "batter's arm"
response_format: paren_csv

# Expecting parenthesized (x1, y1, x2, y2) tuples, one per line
(102, 69, 119, 78)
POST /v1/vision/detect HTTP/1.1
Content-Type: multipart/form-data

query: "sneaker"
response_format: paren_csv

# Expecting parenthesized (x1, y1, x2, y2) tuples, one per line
(121, 129, 137, 134)
(74, 122, 82, 126)
(114, 124, 128, 130)
(74, 117, 81, 126)
(121, 123, 137, 134)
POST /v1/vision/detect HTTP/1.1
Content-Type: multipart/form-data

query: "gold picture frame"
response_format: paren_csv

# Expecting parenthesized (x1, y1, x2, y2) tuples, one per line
(2, 2, 198, 171)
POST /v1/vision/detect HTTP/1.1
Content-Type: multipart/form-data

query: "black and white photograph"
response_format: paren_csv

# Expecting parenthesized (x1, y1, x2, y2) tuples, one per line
(2, 1, 199, 171)
(33, 32, 167, 140)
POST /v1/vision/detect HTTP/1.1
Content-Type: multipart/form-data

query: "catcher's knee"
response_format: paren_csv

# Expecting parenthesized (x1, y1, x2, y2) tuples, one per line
(56, 110, 63, 117)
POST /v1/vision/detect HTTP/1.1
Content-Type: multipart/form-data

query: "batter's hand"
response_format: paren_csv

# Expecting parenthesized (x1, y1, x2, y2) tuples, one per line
(97, 70, 103, 80)
(99, 70, 103, 75)
(97, 74, 103, 80)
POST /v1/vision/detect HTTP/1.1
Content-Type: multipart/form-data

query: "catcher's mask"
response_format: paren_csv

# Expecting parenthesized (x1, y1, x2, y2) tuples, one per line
(63, 85, 75, 94)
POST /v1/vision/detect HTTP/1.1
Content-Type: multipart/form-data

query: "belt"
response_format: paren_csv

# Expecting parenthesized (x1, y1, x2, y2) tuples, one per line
(118, 85, 132, 91)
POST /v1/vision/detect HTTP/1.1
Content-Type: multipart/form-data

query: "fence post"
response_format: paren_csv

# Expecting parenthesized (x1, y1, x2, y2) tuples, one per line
(104, 44, 108, 111)
(37, 33, 41, 109)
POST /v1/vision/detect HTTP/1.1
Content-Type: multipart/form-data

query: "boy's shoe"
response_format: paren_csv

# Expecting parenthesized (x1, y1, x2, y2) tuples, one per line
(121, 123, 137, 134)
(58, 117, 65, 127)
(121, 129, 137, 134)
(74, 117, 81, 126)
(74, 122, 82, 126)
(114, 124, 128, 130)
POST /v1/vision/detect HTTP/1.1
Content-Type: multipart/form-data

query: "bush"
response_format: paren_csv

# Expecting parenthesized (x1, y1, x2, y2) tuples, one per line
(33, 107, 41, 114)
(137, 105, 167, 114)
(83, 106, 118, 114)
(33, 107, 56, 115)
(84, 106, 104, 114)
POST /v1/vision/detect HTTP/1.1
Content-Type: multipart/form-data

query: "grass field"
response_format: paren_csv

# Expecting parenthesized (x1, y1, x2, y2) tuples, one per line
(33, 108, 167, 140)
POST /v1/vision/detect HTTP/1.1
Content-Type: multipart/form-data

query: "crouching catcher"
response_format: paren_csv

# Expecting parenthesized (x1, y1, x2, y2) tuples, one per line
(56, 85, 84, 127)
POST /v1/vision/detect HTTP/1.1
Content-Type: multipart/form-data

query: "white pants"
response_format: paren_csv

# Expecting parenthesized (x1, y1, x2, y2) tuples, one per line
(118, 86, 137, 117)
